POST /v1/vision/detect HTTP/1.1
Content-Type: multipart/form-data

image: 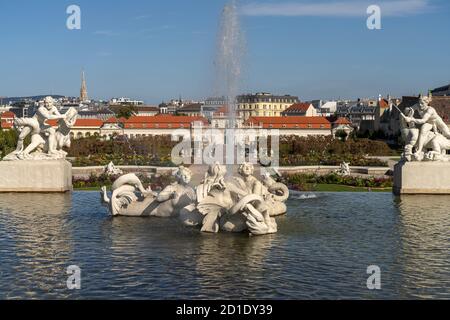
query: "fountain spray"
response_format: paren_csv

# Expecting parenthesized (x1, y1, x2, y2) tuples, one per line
(215, 0, 246, 167)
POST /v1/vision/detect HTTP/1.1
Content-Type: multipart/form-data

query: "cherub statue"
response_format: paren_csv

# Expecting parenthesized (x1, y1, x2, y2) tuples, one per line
(180, 162, 279, 235)
(400, 107, 420, 161)
(104, 161, 123, 176)
(403, 96, 450, 161)
(335, 162, 351, 176)
(5, 97, 78, 160)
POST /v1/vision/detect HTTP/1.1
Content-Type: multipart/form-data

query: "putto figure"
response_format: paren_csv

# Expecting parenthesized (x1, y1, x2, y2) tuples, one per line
(180, 162, 289, 235)
(4, 96, 78, 161)
(101, 163, 289, 236)
(400, 95, 450, 162)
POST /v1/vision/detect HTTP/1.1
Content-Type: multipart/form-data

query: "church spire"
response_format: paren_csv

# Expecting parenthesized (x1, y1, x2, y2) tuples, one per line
(80, 70, 88, 102)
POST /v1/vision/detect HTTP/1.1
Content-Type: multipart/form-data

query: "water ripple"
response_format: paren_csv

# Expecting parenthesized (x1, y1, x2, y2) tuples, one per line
(0, 192, 448, 299)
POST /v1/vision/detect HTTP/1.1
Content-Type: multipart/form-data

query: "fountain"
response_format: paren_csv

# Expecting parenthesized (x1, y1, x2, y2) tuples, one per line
(215, 0, 245, 166)
(100, 163, 289, 236)
(99, 1, 290, 235)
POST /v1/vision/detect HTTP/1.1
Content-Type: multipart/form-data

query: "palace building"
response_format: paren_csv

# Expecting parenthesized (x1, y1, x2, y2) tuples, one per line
(237, 93, 299, 120)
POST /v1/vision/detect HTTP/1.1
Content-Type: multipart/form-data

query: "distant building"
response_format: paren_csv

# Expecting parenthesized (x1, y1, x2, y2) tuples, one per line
(159, 99, 183, 114)
(177, 103, 203, 117)
(0, 111, 15, 130)
(77, 109, 116, 120)
(281, 103, 317, 117)
(80, 70, 89, 102)
(310, 100, 338, 116)
(108, 115, 208, 139)
(46, 115, 209, 140)
(110, 97, 144, 106)
(246, 116, 331, 137)
(9, 102, 35, 118)
(211, 105, 244, 129)
(431, 84, 450, 97)
(237, 93, 299, 120)
(336, 99, 380, 133)
(203, 96, 227, 120)
(134, 106, 159, 116)
(330, 117, 354, 139)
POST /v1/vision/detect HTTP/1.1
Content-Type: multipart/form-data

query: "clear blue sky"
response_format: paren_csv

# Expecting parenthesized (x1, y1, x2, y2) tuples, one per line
(0, 0, 449, 103)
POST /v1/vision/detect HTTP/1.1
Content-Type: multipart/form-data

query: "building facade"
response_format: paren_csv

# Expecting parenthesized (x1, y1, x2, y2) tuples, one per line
(237, 93, 299, 120)
(0, 111, 15, 129)
(431, 84, 450, 97)
(245, 116, 332, 136)
(281, 103, 317, 117)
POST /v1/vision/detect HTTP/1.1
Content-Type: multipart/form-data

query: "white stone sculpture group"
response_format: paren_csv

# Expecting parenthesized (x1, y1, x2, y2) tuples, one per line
(400, 95, 450, 162)
(4, 96, 78, 161)
(100, 163, 290, 236)
(336, 162, 351, 176)
(104, 162, 123, 176)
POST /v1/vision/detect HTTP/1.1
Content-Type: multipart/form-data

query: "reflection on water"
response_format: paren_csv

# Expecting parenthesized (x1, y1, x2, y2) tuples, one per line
(395, 196, 450, 299)
(0, 193, 73, 299)
(0, 192, 449, 299)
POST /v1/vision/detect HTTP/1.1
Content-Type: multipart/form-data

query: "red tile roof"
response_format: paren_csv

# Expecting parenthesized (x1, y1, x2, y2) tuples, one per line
(333, 117, 352, 125)
(0, 121, 13, 129)
(379, 99, 389, 109)
(47, 119, 104, 127)
(104, 115, 208, 129)
(0, 111, 15, 119)
(105, 117, 125, 123)
(122, 115, 208, 129)
(247, 116, 331, 129)
(214, 105, 230, 116)
(282, 103, 312, 113)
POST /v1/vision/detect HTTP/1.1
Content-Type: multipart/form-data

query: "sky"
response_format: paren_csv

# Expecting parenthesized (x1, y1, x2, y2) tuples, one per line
(0, 0, 449, 103)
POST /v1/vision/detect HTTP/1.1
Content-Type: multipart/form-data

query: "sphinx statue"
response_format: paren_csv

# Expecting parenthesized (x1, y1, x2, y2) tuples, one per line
(4, 96, 78, 161)
(100, 166, 196, 217)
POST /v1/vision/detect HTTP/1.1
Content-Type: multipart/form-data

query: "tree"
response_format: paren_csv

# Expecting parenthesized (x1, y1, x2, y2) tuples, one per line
(113, 105, 137, 119)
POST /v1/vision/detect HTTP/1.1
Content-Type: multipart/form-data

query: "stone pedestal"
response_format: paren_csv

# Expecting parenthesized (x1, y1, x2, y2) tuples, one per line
(393, 161, 450, 195)
(0, 160, 72, 193)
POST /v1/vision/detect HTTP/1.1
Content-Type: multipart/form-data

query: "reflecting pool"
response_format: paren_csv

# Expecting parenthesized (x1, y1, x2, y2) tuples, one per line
(0, 192, 448, 299)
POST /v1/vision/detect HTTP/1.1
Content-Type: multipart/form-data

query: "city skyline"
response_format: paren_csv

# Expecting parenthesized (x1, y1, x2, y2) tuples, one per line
(0, 0, 449, 103)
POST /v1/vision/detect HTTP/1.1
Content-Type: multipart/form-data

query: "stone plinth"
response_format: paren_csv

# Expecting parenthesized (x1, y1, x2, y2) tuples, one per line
(0, 160, 72, 193)
(394, 161, 450, 195)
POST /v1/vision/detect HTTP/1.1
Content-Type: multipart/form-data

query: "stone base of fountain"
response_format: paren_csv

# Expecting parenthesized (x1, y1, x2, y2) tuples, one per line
(393, 161, 450, 195)
(0, 160, 72, 193)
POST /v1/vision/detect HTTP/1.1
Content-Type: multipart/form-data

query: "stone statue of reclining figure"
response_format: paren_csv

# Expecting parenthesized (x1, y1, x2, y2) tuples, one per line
(100, 166, 196, 217)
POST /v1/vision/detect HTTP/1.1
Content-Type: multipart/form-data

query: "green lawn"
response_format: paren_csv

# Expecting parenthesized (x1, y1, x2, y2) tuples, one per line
(74, 187, 104, 191)
(312, 184, 392, 192)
